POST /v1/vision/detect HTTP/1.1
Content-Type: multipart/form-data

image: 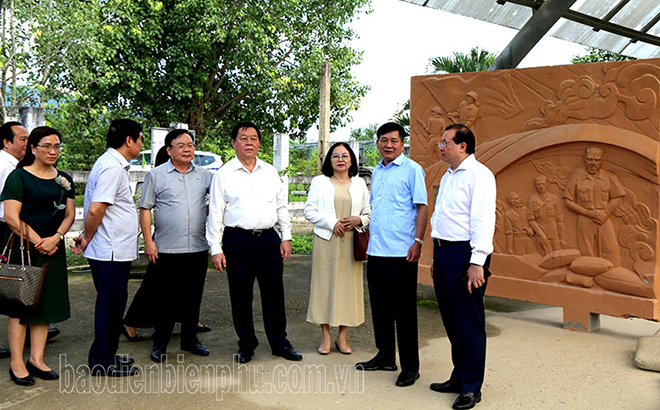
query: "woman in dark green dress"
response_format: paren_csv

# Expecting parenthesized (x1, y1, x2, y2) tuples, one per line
(2, 126, 75, 386)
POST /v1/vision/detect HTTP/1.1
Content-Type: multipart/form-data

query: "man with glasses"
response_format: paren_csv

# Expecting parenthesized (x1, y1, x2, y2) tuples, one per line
(429, 124, 496, 409)
(73, 119, 143, 377)
(355, 122, 428, 388)
(142, 129, 212, 362)
(207, 121, 302, 364)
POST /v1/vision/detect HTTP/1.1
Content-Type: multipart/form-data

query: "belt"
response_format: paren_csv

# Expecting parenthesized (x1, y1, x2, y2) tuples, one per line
(433, 238, 470, 247)
(225, 226, 275, 236)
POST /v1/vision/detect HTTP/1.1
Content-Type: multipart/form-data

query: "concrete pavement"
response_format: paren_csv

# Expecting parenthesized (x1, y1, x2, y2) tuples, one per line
(0, 254, 658, 409)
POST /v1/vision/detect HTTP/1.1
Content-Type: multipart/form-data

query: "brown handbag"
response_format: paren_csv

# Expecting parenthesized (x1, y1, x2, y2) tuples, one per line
(0, 222, 48, 307)
(353, 226, 370, 261)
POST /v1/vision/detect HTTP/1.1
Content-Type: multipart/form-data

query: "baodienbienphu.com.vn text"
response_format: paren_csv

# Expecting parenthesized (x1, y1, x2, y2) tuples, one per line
(58, 354, 365, 400)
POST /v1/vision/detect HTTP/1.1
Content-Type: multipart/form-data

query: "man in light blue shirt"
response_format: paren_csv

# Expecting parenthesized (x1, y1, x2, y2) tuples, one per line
(355, 122, 428, 388)
(73, 119, 142, 377)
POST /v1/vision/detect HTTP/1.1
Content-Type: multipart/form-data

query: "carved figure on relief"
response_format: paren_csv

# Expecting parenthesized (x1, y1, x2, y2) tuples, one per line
(527, 174, 567, 256)
(563, 147, 625, 267)
(504, 192, 536, 255)
(448, 91, 479, 128)
(419, 106, 446, 167)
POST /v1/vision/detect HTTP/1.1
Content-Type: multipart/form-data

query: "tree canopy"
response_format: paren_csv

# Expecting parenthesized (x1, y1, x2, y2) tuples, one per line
(4, 0, 371, 168)
(571, 47, 635, 64)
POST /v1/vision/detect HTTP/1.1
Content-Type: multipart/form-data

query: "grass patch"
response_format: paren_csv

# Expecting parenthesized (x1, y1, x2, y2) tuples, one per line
(291, 233, 313, 254)
(289, 194, 307, 202)
(66, 248, 88, 267)
(417, 299, 438, 308)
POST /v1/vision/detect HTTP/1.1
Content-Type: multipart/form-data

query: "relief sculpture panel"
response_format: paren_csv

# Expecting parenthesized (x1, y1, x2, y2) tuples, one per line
(411, 59, 660, 329)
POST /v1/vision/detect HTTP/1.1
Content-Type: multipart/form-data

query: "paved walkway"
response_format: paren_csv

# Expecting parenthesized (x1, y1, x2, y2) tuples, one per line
(0, 255, 658, 409)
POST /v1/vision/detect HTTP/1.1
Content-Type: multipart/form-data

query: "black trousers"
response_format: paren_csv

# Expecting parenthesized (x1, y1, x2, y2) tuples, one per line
(123, 261, 159, 329)
(88, 259, 132, 369)
(151, 251, 208, 348)
(366, 256, 419, 372)
(222, 227, 291, 351)
(433, 242, 489, 393)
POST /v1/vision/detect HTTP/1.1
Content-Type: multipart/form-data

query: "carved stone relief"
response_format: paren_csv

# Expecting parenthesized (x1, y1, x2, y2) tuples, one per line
(411, 59, 660, 325)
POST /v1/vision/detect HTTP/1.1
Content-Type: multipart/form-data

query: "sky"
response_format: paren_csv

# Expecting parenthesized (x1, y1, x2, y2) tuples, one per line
(308, 0, 587, 141)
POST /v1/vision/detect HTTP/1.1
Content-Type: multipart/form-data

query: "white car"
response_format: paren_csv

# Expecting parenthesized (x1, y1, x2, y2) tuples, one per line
(129, 150, 223, 172)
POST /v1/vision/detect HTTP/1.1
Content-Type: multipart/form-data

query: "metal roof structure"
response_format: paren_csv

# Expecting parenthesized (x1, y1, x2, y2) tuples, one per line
(400, 0, 660, 69)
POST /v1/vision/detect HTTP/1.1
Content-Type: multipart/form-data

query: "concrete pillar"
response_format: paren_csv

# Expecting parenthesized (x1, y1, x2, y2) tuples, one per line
(350, 140, 360, 168)
(274, 133, 290, 197)
(150, 127, 168, 166)
(18, 107, 45, 131)
(318, 61, 331, 172)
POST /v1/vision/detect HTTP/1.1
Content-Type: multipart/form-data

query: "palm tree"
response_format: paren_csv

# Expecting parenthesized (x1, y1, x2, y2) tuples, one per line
(428, 47, 497, 74)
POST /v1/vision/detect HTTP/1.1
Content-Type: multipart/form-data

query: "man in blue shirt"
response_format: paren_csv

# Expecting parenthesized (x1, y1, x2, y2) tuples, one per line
(73, 119, 143, 377)
(355, 122, 428, 388)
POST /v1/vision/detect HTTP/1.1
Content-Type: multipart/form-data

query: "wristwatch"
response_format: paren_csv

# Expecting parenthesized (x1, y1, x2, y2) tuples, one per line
(414, 237, 424, 246)
(56, 231, 65, 241)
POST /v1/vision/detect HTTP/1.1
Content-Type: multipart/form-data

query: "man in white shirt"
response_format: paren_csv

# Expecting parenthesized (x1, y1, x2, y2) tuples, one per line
(0, 122, 28, 244)
(0, 121, 28, 360)
(429, 124, 496, 410)
(207, 121, 302, 364)
(73, 119, 143, 377)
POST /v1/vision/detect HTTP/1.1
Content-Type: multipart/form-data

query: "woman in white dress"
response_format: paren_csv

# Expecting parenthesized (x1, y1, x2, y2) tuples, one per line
(304, 142, 370, 355)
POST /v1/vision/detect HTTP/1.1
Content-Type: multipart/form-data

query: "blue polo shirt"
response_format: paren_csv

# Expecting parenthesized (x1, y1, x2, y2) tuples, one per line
(367, 154, 427, 257)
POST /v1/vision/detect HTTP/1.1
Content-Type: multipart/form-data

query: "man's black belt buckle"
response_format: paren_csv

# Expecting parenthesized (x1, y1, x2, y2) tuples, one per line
(433, 238, 469, 247)
(251, 229, 264, 236)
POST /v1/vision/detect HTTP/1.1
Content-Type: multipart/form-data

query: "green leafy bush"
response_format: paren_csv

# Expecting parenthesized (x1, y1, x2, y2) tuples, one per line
(291, 234, 313, 254)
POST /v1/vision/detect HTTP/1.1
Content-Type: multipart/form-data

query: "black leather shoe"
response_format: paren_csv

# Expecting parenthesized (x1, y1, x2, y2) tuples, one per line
(115, 355, 135, 366)
(121, 325, 146, 342)
(236, 349, 254, 363)
(151, 345, 167, 363)
(195, 324, 212, 333)
(0, 348, 9, 359)
(430, 380, 460, 393)
(355, 357, 398, 371)
(47, 327, 61, 341)
(395, 371, 419, 387)
(91, 364, 139, 377)
(272, 346, 303, 361)
(453, 392, 482, 410)
(26, 360, 59, 380)
(9, 368, 35, 386)
(181, 341, 210, 357)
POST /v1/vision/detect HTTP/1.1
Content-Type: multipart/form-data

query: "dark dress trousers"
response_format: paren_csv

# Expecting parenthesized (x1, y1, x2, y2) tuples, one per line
(367, 255, 420, 372)
(88, 259, 132, 369)
(222, 227, 291, 352)
(433, 241, 490, 393)
(150, 251, 208, 347)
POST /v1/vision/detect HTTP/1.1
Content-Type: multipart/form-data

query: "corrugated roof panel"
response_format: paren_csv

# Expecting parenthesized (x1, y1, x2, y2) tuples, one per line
(422, 0, 532, 30)
(550, 19, 633, 52)
(400, 0, 660, 60)
(570, 0, 614, 19)
(607, 1, 660, 31)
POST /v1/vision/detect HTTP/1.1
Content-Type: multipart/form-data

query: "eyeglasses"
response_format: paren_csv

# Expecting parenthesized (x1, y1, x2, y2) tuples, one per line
(171, 143, 194, 150)
(36, 144, 62, 152)
(331, 154, 350, 161)
(438, 140, 459, 148)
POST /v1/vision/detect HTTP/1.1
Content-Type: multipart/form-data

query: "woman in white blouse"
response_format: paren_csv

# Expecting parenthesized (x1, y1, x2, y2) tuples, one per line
(304, 142, 370, 355)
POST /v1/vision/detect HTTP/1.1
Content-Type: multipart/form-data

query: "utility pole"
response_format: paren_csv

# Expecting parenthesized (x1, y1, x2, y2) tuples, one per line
(317, 61, 331, 173)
